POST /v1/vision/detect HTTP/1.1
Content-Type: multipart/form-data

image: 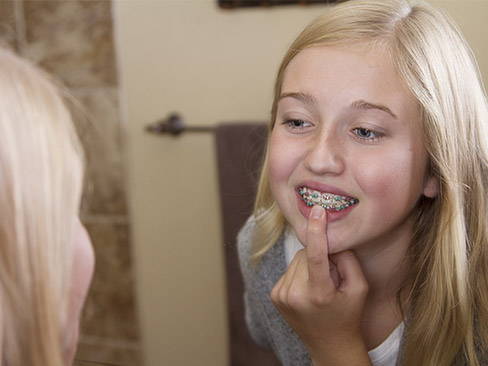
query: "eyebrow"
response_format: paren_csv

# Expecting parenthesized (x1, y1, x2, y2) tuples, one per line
(351, 99, 398, 119)
(279, 92, 318, 106)
(279, 93, 398, 120)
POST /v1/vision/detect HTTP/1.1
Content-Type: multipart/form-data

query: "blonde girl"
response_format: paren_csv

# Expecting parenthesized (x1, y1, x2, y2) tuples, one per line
(238, 0, 488, 365)
(0, 47, 94, 365)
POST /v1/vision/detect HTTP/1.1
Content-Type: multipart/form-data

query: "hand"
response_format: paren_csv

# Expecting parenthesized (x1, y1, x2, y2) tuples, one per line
(270, 205, 371, 365)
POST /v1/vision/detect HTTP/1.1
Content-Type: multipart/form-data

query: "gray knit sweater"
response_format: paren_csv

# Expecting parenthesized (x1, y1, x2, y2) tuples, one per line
(238, 218, 313, 366)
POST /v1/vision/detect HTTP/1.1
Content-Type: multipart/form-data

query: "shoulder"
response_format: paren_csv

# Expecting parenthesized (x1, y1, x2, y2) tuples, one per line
(237, 215, 257, 273)
(237, 214, 288, 281)
(237, 215, 256, 251)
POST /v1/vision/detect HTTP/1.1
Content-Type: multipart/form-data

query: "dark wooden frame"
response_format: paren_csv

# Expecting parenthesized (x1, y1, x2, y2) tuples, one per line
(219, 0, 339, 9)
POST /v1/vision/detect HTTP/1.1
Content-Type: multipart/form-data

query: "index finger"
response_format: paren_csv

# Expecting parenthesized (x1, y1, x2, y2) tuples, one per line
(306, 205, 332, 290)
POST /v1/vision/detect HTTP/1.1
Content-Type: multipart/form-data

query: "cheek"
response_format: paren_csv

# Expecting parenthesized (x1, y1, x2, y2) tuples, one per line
(355, 149, 425, 204)
(358, 173, 396, 207)
(268, 133, 295, 188)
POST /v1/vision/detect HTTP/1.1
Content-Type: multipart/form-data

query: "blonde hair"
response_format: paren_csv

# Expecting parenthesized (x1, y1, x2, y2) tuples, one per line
(253, 0, 488, 364)
(0, 48, 84, 365)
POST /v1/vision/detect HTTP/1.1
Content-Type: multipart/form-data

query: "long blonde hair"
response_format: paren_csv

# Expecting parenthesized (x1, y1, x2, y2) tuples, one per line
(0, 48, 84, 365)
(252, 0, 488, 364)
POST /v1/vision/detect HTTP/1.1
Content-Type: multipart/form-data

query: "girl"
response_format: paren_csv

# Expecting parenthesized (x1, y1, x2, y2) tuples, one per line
(238, 0, 488, 365)
(0, 47, 95, 365)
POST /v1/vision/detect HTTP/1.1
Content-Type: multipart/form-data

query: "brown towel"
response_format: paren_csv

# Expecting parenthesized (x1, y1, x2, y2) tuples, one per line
(215, 123, 281, 366)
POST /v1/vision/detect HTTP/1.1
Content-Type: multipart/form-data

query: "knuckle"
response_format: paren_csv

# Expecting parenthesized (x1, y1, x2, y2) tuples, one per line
(270, 287, 279, 303)
(277, 292, 287, 306)
(307, 225, 323, 238)
(310, 292, 331, 307)
(359, 281, 369, 296)
(286, 287, 302, 307)
(308, 222, 322, 232)
(307, 253, 324, 266)
(351, 279, 369, 300)
(270, 286, 288, 307)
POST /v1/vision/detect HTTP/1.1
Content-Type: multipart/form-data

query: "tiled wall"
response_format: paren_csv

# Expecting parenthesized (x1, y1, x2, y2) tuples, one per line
(0, 1, 141, 365)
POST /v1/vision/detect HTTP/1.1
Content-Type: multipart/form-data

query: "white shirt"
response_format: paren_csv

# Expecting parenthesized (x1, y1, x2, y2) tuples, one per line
(284, 229, 402, 366)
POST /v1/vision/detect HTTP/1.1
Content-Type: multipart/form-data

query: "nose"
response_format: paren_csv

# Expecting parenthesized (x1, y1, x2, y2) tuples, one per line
(303, 129, 345, 175)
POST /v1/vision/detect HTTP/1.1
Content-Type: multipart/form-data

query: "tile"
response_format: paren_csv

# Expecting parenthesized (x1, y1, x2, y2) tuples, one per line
(0, 1, 18, 50)
(22, 0, 117, 88)
(74, 340, 143, 366)
(70, 87, 128, 216)
(80, 221, 140, 340)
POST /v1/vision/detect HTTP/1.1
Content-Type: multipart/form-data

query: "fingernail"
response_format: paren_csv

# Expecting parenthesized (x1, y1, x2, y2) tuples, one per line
(310, 205, 324, 219)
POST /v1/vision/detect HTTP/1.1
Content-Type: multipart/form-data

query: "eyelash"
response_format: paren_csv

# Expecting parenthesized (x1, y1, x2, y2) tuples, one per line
(282, 119, 383, 142)
(284, 119, 312, 130)
(352, 127, 383, 142)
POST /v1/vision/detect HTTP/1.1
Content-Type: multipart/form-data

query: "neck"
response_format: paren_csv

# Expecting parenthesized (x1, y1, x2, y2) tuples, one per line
(354, 226, 412, 350)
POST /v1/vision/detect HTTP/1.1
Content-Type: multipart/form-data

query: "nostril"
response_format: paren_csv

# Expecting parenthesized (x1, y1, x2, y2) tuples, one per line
(303, 140, 345, 175)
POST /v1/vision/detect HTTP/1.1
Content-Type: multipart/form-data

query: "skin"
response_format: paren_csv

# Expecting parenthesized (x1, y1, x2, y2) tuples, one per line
(268, 45, 438, 365)
(64, 217, 95, 365)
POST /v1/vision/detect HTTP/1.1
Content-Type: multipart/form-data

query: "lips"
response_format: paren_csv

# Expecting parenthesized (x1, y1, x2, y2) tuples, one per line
(299, 186, 359, 212)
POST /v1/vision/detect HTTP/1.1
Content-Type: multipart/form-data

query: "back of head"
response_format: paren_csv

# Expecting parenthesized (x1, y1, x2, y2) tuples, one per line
(0, 47, 84, 365)
(254, 0, 488, 364)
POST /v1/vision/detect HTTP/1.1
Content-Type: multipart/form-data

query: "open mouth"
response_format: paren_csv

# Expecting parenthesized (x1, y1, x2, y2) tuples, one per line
(299, 187, 359, 212)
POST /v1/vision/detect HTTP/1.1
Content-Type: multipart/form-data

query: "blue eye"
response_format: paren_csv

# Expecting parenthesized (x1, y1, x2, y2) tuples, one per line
(356, 128, 373, 138)
(286, 119, 311, 130)
(352, 127, 381, 141)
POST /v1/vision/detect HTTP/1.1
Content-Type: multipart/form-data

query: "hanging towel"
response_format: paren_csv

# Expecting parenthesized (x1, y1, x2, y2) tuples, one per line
(215, 122, 281, 366)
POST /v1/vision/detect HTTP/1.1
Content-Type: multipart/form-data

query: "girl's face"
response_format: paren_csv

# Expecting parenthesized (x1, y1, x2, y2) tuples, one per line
(269, 46, 438, 256)
(64, 218, 95, 364)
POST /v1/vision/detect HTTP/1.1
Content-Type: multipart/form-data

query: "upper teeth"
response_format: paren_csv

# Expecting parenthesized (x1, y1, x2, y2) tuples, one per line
(299, 187, 358, 212)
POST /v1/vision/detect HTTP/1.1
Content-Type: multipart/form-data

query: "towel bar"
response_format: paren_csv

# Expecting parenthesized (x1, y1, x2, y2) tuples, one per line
(145, 113, 214, 136)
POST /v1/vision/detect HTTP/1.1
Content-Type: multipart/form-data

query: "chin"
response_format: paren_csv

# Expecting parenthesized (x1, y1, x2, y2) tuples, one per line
(295, 230, 307, 248)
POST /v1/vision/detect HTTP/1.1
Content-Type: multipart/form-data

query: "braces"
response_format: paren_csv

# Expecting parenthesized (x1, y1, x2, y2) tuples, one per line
(299, 187, 359, 212)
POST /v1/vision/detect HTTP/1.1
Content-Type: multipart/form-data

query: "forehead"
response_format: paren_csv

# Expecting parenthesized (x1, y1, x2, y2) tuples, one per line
(280, 45, 419, 120)
(283, 45, 401, 92)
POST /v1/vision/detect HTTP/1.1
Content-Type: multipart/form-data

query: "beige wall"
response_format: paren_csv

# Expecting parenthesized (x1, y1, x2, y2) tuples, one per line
(114, 1, 488, 365)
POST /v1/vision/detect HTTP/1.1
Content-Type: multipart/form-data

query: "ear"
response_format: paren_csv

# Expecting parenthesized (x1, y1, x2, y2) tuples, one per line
(422, 175, 439, 198)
